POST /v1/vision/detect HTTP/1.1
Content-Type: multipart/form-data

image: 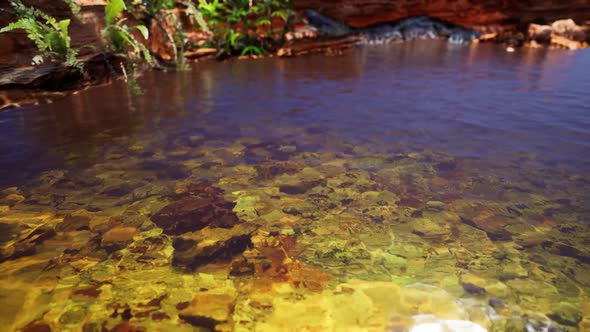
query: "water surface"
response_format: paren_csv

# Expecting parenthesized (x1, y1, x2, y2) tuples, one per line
(0, 41, 589, 331)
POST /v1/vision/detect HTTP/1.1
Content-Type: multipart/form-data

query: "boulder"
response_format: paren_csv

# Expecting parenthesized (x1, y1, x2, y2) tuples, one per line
(172, 224, 256, 270)
(528, 24, 553, 42)
(552, 19, 587, 41)
(100, 226, 137, 251)
(151, 196, 241, 235)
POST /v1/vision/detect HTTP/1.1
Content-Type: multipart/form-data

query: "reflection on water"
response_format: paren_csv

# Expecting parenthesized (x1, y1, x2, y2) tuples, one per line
(0, 41, 589, 331)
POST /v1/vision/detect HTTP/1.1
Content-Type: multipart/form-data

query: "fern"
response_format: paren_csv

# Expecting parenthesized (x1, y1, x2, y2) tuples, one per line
(63, 0, 81, 15)
(0, 0, 83, 70)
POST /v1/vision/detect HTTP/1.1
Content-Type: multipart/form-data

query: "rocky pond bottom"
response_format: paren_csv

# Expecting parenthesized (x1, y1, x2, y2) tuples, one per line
(1, 135, 589, 332)
(0, 43, 589, 332)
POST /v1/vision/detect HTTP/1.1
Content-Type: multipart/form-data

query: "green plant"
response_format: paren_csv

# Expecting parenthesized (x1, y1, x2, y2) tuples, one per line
(63, 0, 81, 15)
(102, 0, 152, 64)
(184, 1, 209, 33)
(124, 0, 193, 69)
(0, 0, 83, 70)
(197, 0, 294, 57)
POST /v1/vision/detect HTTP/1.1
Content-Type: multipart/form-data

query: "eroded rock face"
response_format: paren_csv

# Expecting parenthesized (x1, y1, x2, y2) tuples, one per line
(295, 0, 590, 30)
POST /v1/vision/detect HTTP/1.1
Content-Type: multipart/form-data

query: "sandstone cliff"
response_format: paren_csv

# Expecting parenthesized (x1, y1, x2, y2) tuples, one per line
(294, 0, 590, 30)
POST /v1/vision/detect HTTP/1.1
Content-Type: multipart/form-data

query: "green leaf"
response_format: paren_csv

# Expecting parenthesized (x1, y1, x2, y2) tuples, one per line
(57, 19, 71, 47)
(240, 45, 264, 56)
(271, 10, 289, 20)
(0, 21, 26, 33)
(106, 0, 126, 25)
(135, 25, 149, 40)
(256, 18, 271, 27)
(57, 19, 70, 32)
(63, 0, 81, 15)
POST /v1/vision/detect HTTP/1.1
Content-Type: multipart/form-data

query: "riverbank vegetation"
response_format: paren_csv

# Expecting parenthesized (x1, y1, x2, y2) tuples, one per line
(0, 0, 294, 96)
(0, 0, 83, 70)
(1, 0, 295, 70)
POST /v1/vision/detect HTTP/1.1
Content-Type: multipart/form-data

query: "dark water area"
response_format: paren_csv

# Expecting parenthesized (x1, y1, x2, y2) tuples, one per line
(1, 41, 589, 186)
(1, 41, 590, 331)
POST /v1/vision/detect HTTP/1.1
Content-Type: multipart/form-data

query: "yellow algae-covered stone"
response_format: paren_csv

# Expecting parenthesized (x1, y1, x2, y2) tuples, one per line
(102, 226, 137, 244)
(401, 283, 460, 318)
(410, 218, 451, 242)
(232, 195, 260, 220)
(0, 210, 58, 226)
(460, 274, 488, 290)
(352, 281, 404, 315)
(179, 293, 236, 331)
(256, 286, 386, 332)
(0, 193, 25, 206)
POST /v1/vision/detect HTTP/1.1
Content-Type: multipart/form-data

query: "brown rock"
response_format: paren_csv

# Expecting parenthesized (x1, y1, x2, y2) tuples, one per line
(528, 24, 553, 43)
(229, 256, 256, 276)
(551, 33, 586, 50)
(179, 293, 235, 330)
(279, 178, 327, 195)
(0, 193, 25, 206)
(460, 211, 513, 241)
(56, 210, 93, 232)
(148, 10, 181, 61)
(552, 19, 587, 41)
(151, 197, 240, 235)
(541, 241, 590, 264)
(21, 320, 52, 332)
(0, 225, 56, 262)
(172, 224, 256, 270)
(411, 218, 450, 242)
(102, 226, 137, 244)
(277, 35, 361, 57)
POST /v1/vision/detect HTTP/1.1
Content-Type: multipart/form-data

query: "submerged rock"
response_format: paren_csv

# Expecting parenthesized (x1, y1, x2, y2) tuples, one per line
(459, 213, 513, 242)
(178, 293, 235, 331)
(172, 224, 256, 270)
(548, 302, 582, 327)
(101, 226, 137, 252)
(55, 210, 93, 232)
(0, 225, 56, 262)
(411, 218, 450, 242)
(151, 181, 241, 236)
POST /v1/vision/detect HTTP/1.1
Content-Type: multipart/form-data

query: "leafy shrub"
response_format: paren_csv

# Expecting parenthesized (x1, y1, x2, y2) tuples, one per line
(0, 0, 83, 69)
(197, 0, 294, 57)
(102, 0, 152, 64)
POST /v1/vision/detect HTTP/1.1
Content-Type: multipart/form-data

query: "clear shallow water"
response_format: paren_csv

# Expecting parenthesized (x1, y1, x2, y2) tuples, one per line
(1, 41, 590, 185)
(0, 41, 589, 331)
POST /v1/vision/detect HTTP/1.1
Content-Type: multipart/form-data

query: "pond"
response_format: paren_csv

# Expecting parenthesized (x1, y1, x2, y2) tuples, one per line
(0, 40, 589, 331)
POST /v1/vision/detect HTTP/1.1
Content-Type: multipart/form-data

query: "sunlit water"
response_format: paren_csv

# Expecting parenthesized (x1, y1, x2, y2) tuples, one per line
(0, 41, 589, 331)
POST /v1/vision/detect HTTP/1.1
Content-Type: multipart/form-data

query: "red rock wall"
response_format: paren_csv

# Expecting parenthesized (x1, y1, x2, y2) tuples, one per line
(294, 0, 590, 30)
